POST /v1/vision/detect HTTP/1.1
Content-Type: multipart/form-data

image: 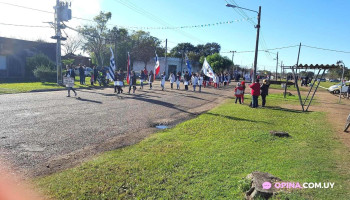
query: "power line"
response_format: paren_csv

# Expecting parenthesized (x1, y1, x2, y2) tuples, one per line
(302, 45, 350, 54)
(0, 22, 51, 28)
(0, 1, 52, 14)
(221, 44, 300, 53)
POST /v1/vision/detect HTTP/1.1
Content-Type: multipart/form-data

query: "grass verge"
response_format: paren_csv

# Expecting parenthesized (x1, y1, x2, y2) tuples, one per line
(36, 95, 350, 199)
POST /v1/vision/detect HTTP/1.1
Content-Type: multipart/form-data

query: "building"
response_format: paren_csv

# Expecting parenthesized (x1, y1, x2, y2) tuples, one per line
(62, 53, 91, 67)
(0, 37, 56, 79)
(132, 57, 201, 78)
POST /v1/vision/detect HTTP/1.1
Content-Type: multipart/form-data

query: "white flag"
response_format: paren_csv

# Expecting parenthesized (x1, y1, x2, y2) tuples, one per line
(202, 58, 215, 78)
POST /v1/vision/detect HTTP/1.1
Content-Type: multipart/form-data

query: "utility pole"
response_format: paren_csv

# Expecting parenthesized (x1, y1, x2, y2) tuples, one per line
(54, 0, 62, 85)
(252, 6, 261, 83)
(230, 50, 237, 73)
(52, 0, 71, 85)
(280, 61, 283, 81)
(275, 52, 278, 81)
(165, 39, 168, 77)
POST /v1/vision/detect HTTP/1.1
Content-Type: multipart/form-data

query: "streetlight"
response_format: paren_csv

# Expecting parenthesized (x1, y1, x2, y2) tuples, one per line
(226, 4, 261, 83)
(265, 50, 279, 81)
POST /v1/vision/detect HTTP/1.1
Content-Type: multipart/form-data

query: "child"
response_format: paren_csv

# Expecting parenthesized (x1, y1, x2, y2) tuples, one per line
(191, 73, 198, 92)
(168, 72, 175, 89)
(234, 82, 244, 104)
(129, 71, 137, 94)
(241, 80, 246, 103)
(198, 73, 203, 92)
(90, 71, 94, 85)
(140, 70, 145, 89)
(160, 72, 166, 91)
(176, 71, 181, 90)
(149, 70, 154, 89)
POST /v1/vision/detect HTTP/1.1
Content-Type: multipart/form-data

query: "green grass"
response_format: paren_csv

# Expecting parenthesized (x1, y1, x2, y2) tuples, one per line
(0, 76, 113, 94)
(269, 83, 309, 92)
(319, 81, 340, 89)
(36, 95, 350, 199)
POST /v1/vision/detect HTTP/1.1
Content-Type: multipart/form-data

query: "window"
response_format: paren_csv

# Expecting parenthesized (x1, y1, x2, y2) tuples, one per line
(0, 56, 6, 70)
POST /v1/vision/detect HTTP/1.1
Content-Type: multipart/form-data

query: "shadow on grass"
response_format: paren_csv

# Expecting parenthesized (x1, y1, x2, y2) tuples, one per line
(266, 106, 310, 113)
(76, 97, 102, 104)
(205, 112, 272, 124)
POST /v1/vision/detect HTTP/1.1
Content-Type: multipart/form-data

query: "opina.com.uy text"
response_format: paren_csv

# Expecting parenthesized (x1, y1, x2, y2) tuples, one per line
(262, 182, 335, 189)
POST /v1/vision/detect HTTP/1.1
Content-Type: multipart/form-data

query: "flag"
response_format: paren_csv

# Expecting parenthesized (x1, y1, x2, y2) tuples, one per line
(201, 58, 215, 78)
(126, 52, 131, 84)
(108, 47, 116, 81)
(185, 54, 192, 76)
(154, 53, 160, 79)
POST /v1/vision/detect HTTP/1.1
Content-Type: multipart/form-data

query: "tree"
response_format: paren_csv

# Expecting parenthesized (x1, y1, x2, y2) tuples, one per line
(79, 11, 112, 67)
(131, 31, 162, 69)
(169, 43, 196, 58)
(200, 53, 232, 73)
(26, 53, 55, 77)
(62, 36, 83, 55)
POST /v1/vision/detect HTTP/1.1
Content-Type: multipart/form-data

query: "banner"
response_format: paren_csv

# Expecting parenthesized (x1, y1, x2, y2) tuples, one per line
(201, 58, 215, 78)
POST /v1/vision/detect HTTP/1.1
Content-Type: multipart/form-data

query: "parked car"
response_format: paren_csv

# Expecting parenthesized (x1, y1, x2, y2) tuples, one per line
(330, 79, 340, 82)
(328, 81, 350, 94)
(317, 78, 326, 82)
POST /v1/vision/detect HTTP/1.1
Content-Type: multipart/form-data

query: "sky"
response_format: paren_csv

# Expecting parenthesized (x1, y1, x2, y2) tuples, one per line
(0, 0, 350, 72)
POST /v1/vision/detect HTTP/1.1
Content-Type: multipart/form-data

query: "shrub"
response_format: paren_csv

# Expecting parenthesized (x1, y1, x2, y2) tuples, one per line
(26, 53, 55, 77)
(33, 65, 56, 82)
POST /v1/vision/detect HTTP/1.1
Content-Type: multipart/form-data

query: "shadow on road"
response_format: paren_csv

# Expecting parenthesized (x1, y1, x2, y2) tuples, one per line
(76, 97, 103, 104)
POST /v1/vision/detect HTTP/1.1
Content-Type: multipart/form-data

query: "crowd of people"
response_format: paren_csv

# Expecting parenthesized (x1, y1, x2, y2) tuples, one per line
(65, 65, 271, 108)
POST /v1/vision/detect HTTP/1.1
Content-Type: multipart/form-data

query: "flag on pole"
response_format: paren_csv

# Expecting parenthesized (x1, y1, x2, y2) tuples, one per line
(154, 52, 160, 79)
(201, 58, 215, 78)
(126, 52, 131, 84)
(108, 47, 116, 81)
(185, 54, 192, 76)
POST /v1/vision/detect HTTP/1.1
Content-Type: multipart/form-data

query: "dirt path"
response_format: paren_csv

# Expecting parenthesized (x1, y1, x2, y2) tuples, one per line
(270, 88, 350, 148)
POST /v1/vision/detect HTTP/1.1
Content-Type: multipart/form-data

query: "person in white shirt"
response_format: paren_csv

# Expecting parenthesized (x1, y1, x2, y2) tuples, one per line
(191, 73, 198, 92)
(198, 73, 204, 92)
(160, 71, 166, 91)
(168, 72, 175, 89)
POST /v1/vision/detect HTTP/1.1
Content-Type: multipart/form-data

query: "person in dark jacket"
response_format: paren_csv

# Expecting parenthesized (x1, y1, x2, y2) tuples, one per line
(149, 70, 154, 89)
(129, 71, 137, 94)
(93, 66, 98, 84)
(65, 65, 77, 97)
(78, 64, 85, 85)
(260, 79, 270, 107)
(249, 79, 261, 108)
(114, 70, 124, 94)
(140, 70, 145, 89)
(184, 71, 190, 90)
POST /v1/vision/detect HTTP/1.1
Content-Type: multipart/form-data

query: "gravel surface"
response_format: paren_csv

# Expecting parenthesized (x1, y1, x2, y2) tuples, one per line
(0, 82, 234, 177)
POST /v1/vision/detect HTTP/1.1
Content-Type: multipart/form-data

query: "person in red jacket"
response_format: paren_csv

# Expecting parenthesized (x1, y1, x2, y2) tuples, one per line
(249, 79, 261, 108)
(234, 82, 244, 104)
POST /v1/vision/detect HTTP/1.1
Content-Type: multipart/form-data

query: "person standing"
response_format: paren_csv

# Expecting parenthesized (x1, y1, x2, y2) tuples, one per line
(191, 73, 198, 92)
(234, 82, 244, 104)
(93, 66, 98, 84)
(79, 64, 85, 85)
(241, 80, 246, 104)
(184, 71, 190, 90)
(65, 65, 77, 97)
(160, 72, 166, 91)
(260, 79, 270, 107)
(168, 72, 175, 89)
(249, 79, 261, 108)
(128, 71, 137, 94)
(198, 73, 203, 92)
(149, 70, 154, 89)
(90, 70, 94, 85)
(176, 71, 181, 90)
(114, 70, 124, 94)
(140, 70, 145, 89)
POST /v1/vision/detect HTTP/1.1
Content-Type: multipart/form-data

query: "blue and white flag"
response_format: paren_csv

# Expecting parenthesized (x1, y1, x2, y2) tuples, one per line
(185, 54, 192, 76)
(108, 47, 116, 81)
